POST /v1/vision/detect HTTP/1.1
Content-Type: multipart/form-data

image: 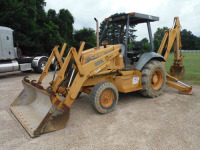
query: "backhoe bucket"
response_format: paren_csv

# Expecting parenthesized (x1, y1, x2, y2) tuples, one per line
(10, 80, 70, 137)
(169, 65, 185, 80)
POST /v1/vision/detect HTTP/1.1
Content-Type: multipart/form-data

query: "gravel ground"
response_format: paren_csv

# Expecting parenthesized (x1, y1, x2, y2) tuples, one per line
(0, 71, 200, 150)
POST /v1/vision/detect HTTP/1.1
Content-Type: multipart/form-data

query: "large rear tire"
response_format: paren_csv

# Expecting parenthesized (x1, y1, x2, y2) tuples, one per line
(90, 82, 118, 114)
(139, 60, 166, 97)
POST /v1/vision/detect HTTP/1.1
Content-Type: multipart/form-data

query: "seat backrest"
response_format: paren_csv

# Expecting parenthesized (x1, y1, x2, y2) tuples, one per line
(133, 41, 142, 51)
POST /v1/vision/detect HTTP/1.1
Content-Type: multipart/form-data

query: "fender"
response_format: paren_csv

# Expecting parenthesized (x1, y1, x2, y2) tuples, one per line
(31, 56, 49, 68)
(135, 52, 165, 71)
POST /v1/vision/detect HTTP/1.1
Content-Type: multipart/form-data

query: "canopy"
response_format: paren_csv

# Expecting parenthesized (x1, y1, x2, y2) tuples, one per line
(105, 12, 159, 25)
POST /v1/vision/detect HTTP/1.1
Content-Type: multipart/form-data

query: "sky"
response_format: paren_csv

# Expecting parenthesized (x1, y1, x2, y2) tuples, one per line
(45, 0, 200, 40)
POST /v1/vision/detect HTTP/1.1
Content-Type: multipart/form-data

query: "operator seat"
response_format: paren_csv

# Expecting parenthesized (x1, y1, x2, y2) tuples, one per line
(127, 41, 142, 58)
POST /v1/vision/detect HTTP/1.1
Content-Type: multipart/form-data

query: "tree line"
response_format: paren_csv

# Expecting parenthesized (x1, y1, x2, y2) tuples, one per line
(0, 0, 96, 56)
(0, 1, 199, 56)
(153, 27, 200, 51)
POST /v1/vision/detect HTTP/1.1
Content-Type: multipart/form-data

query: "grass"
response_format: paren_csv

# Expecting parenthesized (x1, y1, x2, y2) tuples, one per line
(165, 52, 200, 84)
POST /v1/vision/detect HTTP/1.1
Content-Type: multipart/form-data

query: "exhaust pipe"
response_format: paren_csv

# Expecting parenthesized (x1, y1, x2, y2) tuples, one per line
(94, 18, 99, 49)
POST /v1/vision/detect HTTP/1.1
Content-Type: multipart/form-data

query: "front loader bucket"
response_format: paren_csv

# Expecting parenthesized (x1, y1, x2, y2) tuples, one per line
(169, 65, 185, 80)
(10, 80, 70, 137)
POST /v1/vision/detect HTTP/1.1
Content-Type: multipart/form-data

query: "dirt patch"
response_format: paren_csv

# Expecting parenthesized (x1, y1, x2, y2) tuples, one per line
(0, 71, 200, 150)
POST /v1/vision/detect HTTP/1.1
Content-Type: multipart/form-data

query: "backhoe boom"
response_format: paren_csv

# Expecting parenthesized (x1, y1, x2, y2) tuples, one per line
(157, 17, 192, 94)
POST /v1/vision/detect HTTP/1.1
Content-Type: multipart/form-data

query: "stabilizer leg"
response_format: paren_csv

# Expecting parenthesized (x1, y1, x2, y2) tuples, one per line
(165, 74, 193, 95)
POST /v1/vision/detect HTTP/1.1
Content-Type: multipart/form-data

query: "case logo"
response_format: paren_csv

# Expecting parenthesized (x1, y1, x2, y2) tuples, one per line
(95, 59, 104, 66)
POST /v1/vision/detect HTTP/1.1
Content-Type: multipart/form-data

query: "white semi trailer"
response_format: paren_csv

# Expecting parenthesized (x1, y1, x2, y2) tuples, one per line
(0, 26, 55, 73)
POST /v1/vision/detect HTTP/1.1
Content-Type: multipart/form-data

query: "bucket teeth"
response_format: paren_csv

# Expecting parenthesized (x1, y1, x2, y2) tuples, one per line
(23, 76, 30, 83)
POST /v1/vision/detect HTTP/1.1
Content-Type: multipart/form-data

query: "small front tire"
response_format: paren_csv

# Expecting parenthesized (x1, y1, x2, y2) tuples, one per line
(90, 82, 118, 114)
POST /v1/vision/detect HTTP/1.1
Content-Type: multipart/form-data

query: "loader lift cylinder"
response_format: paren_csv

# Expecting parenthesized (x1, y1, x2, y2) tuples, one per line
(68, 68, 75, 87)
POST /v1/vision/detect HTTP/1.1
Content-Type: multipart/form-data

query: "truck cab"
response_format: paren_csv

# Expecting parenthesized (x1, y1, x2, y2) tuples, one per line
(0, 26, 16, 60)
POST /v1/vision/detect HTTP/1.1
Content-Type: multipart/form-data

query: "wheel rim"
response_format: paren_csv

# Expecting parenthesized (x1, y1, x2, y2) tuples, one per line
(101, 89, 114, 108)
(151, 69, 163, 90)
(40, 61, 47, 70)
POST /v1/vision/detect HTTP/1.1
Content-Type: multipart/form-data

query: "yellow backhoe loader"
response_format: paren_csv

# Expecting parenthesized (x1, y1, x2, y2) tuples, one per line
(10, 12, 193, 137)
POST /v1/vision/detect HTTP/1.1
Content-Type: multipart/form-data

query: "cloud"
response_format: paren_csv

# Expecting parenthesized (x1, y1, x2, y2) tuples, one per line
(45, 0, 114, 30)
(45, 0, 200, 40)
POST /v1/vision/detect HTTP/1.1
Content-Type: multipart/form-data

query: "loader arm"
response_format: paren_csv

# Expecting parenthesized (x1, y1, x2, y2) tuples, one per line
(37, 43, 67, 85)
(53, 46, 121, 107)
(10, 41, 121, 137)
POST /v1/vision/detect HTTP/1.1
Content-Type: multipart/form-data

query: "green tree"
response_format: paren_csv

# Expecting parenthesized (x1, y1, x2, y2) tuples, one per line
(0, 1, 74, 55)
(141, 37, 148, 44)
(141, 38, 151, 52)
(35, 0, 46, 27)
(41, 21, 63, 54)
(74, 28, 96, 50)
(142, 43, 151, 52)
(153, 27, 168, 52)
(154, 27, 200, 51)
(46, 9, 74, 51)
(57, 9, 74, 44)
(181, 29, 196, 50)
(195, 37, 200, 50)
(0, 0, 46, 55)
(128, 41, 135, 51)
(47, 9, 59, 24)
